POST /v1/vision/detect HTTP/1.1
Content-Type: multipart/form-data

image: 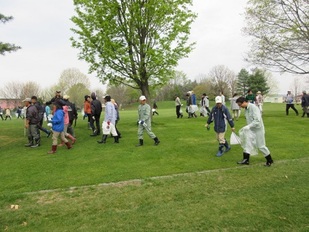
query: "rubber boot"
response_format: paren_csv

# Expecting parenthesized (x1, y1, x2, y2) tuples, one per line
(237, 153, 250, 165)
(31, 138, 41, 148)
(136, 139, 143, 147)
(67, 134, 76, 145)
(25, 137, 33, 147)
(216, 144, 225, 157)
(114, 136, 119, 143)
(47, 145, 57, 154)
(65, 142, 72, 149)
(154, 137, 160, 146)
(264, 154, 274, 167)
(97, 135, 108, 144)
(224, 140, 231, 152)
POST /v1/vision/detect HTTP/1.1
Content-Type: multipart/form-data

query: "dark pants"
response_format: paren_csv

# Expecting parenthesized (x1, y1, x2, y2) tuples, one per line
(176, 105, 181, 118)
(90, 115, 100, 134)
(286, 104, 298, 115)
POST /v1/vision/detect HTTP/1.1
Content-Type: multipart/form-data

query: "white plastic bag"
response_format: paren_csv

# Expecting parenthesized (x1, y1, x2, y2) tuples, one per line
(230, 132, 241, 145)
(239, 127, 258, 155)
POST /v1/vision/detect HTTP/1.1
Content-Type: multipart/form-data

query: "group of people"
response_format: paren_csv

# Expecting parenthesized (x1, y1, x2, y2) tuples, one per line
(285, 90, 309, 117)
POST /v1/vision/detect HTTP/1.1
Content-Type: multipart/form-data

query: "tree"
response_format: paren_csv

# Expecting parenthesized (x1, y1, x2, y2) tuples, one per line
(67, 83, 91, 109)
(237, 69, 250, 96)
(248, 69, 270, 95)
(0, 13, 21, 55)
(0, 81, 40, 100)
(71, 0, 197, 100)
(243, 0, 309, 74)
(208, 65, 235, 97)
(56, 68, 91, 94)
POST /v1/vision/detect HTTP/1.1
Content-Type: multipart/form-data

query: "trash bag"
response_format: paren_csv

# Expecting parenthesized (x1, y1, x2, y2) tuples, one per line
(230, 132, 241, 145)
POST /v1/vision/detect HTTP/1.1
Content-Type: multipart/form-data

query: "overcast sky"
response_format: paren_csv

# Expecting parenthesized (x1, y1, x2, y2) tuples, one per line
(0, 0, 301, 94)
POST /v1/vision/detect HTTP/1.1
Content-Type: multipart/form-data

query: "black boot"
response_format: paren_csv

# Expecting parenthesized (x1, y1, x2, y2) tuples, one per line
(24, 138, 33, 147)
(114, 136, 119, 143)
(216, 144, 225, 157)
(237, 153, 250, 165)
(136, 139, 143, 147)
(97, 135, 107, 144)
(264, 154, 274, 167)
(224, 140, 231, 152)
(154, 137, 160, 146)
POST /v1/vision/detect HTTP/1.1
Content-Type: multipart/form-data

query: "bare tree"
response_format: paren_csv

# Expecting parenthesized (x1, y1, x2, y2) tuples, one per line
(208, 65, 235, 97)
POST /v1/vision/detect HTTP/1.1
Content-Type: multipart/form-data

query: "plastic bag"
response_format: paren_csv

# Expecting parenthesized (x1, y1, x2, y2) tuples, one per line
(239, 127, 258, 156)
(230, 132, 241, 145)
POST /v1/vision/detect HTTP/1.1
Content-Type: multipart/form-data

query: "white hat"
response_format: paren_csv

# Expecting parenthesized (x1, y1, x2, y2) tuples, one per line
(63, 95, 70, 100)
(215, 96, 222, 104)
(139, 95, 146, 101)
(257, 91, 261, 94)
(22, 98, 31, 102)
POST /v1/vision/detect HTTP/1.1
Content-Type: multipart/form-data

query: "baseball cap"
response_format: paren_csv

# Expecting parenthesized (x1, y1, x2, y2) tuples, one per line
(22, 98, 31, 102)
(139, 95, 146, 101)
(215, 96, 222, 104)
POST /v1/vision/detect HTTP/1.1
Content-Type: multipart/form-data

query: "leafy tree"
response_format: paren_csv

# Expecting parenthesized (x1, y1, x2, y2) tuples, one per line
(243, 0, 309, 74)
(0, 81, 40, 100)
(237, 69, 250, 96)
(71, 0, 197, 100)
(0, 13, 21, 55)
(67, 83, 91, 109)
(248, 69, 270, 95)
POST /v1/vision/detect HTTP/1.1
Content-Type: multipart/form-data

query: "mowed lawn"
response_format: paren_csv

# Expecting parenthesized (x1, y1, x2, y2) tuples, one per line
(0, 101, 308, 231)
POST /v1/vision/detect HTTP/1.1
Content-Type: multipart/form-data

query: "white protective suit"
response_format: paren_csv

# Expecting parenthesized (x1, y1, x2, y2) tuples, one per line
(239, 103, 270, 156)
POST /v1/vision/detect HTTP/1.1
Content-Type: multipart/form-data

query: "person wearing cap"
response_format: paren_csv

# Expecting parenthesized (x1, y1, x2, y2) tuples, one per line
(255, 91, 263, 114)
(285, 90, 299, 116)
(45, 90, 63, 105)
(83, 95, 92, 128)
(205, 96, 235, 157)
(23, 98, 40, 148)
(97, 95, 119, 144)
(89, 92, 102, 136)
(301, 90, 309, 117)
(47, 101, 72, 154)
(62, 95, 78, 137)
(136, 95, 160, 146)
(236, 97, 274, 166)
(31, 96, 52, 139)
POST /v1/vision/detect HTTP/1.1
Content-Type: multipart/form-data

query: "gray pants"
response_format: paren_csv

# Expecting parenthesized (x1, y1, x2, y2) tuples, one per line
(27, 124, 40, 142)
(138, 124, 156, 140)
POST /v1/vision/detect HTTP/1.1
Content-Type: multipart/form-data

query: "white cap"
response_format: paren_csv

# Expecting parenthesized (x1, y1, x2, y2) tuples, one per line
(139, 95, 146, 101)
(215, 96, 222, 104)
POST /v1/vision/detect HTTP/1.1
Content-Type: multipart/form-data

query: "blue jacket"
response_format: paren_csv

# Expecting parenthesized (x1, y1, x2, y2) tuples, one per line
(51, 109, 64, 132)
(207, 105, 234, 133)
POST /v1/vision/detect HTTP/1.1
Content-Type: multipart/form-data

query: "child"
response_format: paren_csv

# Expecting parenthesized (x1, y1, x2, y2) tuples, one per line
(47, 102, 72, 154)
(205, 96, 235, 157)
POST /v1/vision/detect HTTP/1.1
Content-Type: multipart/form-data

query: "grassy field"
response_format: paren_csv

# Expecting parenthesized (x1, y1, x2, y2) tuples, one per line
(0, 101, 308, 231)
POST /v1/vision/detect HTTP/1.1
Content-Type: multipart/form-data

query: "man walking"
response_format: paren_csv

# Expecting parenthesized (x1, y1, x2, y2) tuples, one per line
(23, 98, 40, 148)
(90, 92, 102, 136)
(136, 95, 160, 146)
(301, 91, 309, 117)
(285, 90, 299, 116)
(236, 97, 274, 166)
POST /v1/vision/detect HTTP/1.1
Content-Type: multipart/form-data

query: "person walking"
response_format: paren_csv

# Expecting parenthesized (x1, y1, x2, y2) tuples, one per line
(45, 103, 51, 121)
(4, 108, 12, 120)
(111, 98, 122, 138)
(205, 96, 235, 157)
(0, 107, 4, 120)
(47, 101, 72, 154)
(136, 95, 160, 146)
(31, 96, 52, 138)
(62, 95, 78, 137)
(58, 104, 76, 147)
(255, 91, 264, 114)
(83, 95, 92, 129)
(175, 95, 183, 118)
(97, 95, 119, 144)
(152, 101, 159, 115)
(246, 89, 255, 104)
(301, 90, 309, 117)
(229, 93, 240, 120)
(90, 92, 102, 136)
(23, 98, 40, 148)
(285, 90, 299, 116)
(200, 93, 210, 117)
(236, 97, 274, 166)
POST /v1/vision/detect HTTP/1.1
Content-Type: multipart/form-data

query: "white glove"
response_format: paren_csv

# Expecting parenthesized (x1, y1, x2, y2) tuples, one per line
(47, 123, 52, 127)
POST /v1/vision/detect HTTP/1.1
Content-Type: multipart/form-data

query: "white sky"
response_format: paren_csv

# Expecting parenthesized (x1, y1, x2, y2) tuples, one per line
(0, 0, 303, 94)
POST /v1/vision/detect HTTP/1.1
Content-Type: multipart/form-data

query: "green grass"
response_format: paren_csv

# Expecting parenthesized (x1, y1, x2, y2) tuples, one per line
(0, 102, 308, 231)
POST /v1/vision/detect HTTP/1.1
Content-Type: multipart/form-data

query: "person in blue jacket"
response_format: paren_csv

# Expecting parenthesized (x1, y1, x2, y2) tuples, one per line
(47, 101, 72, 154)
(205, 96, 235, 157)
